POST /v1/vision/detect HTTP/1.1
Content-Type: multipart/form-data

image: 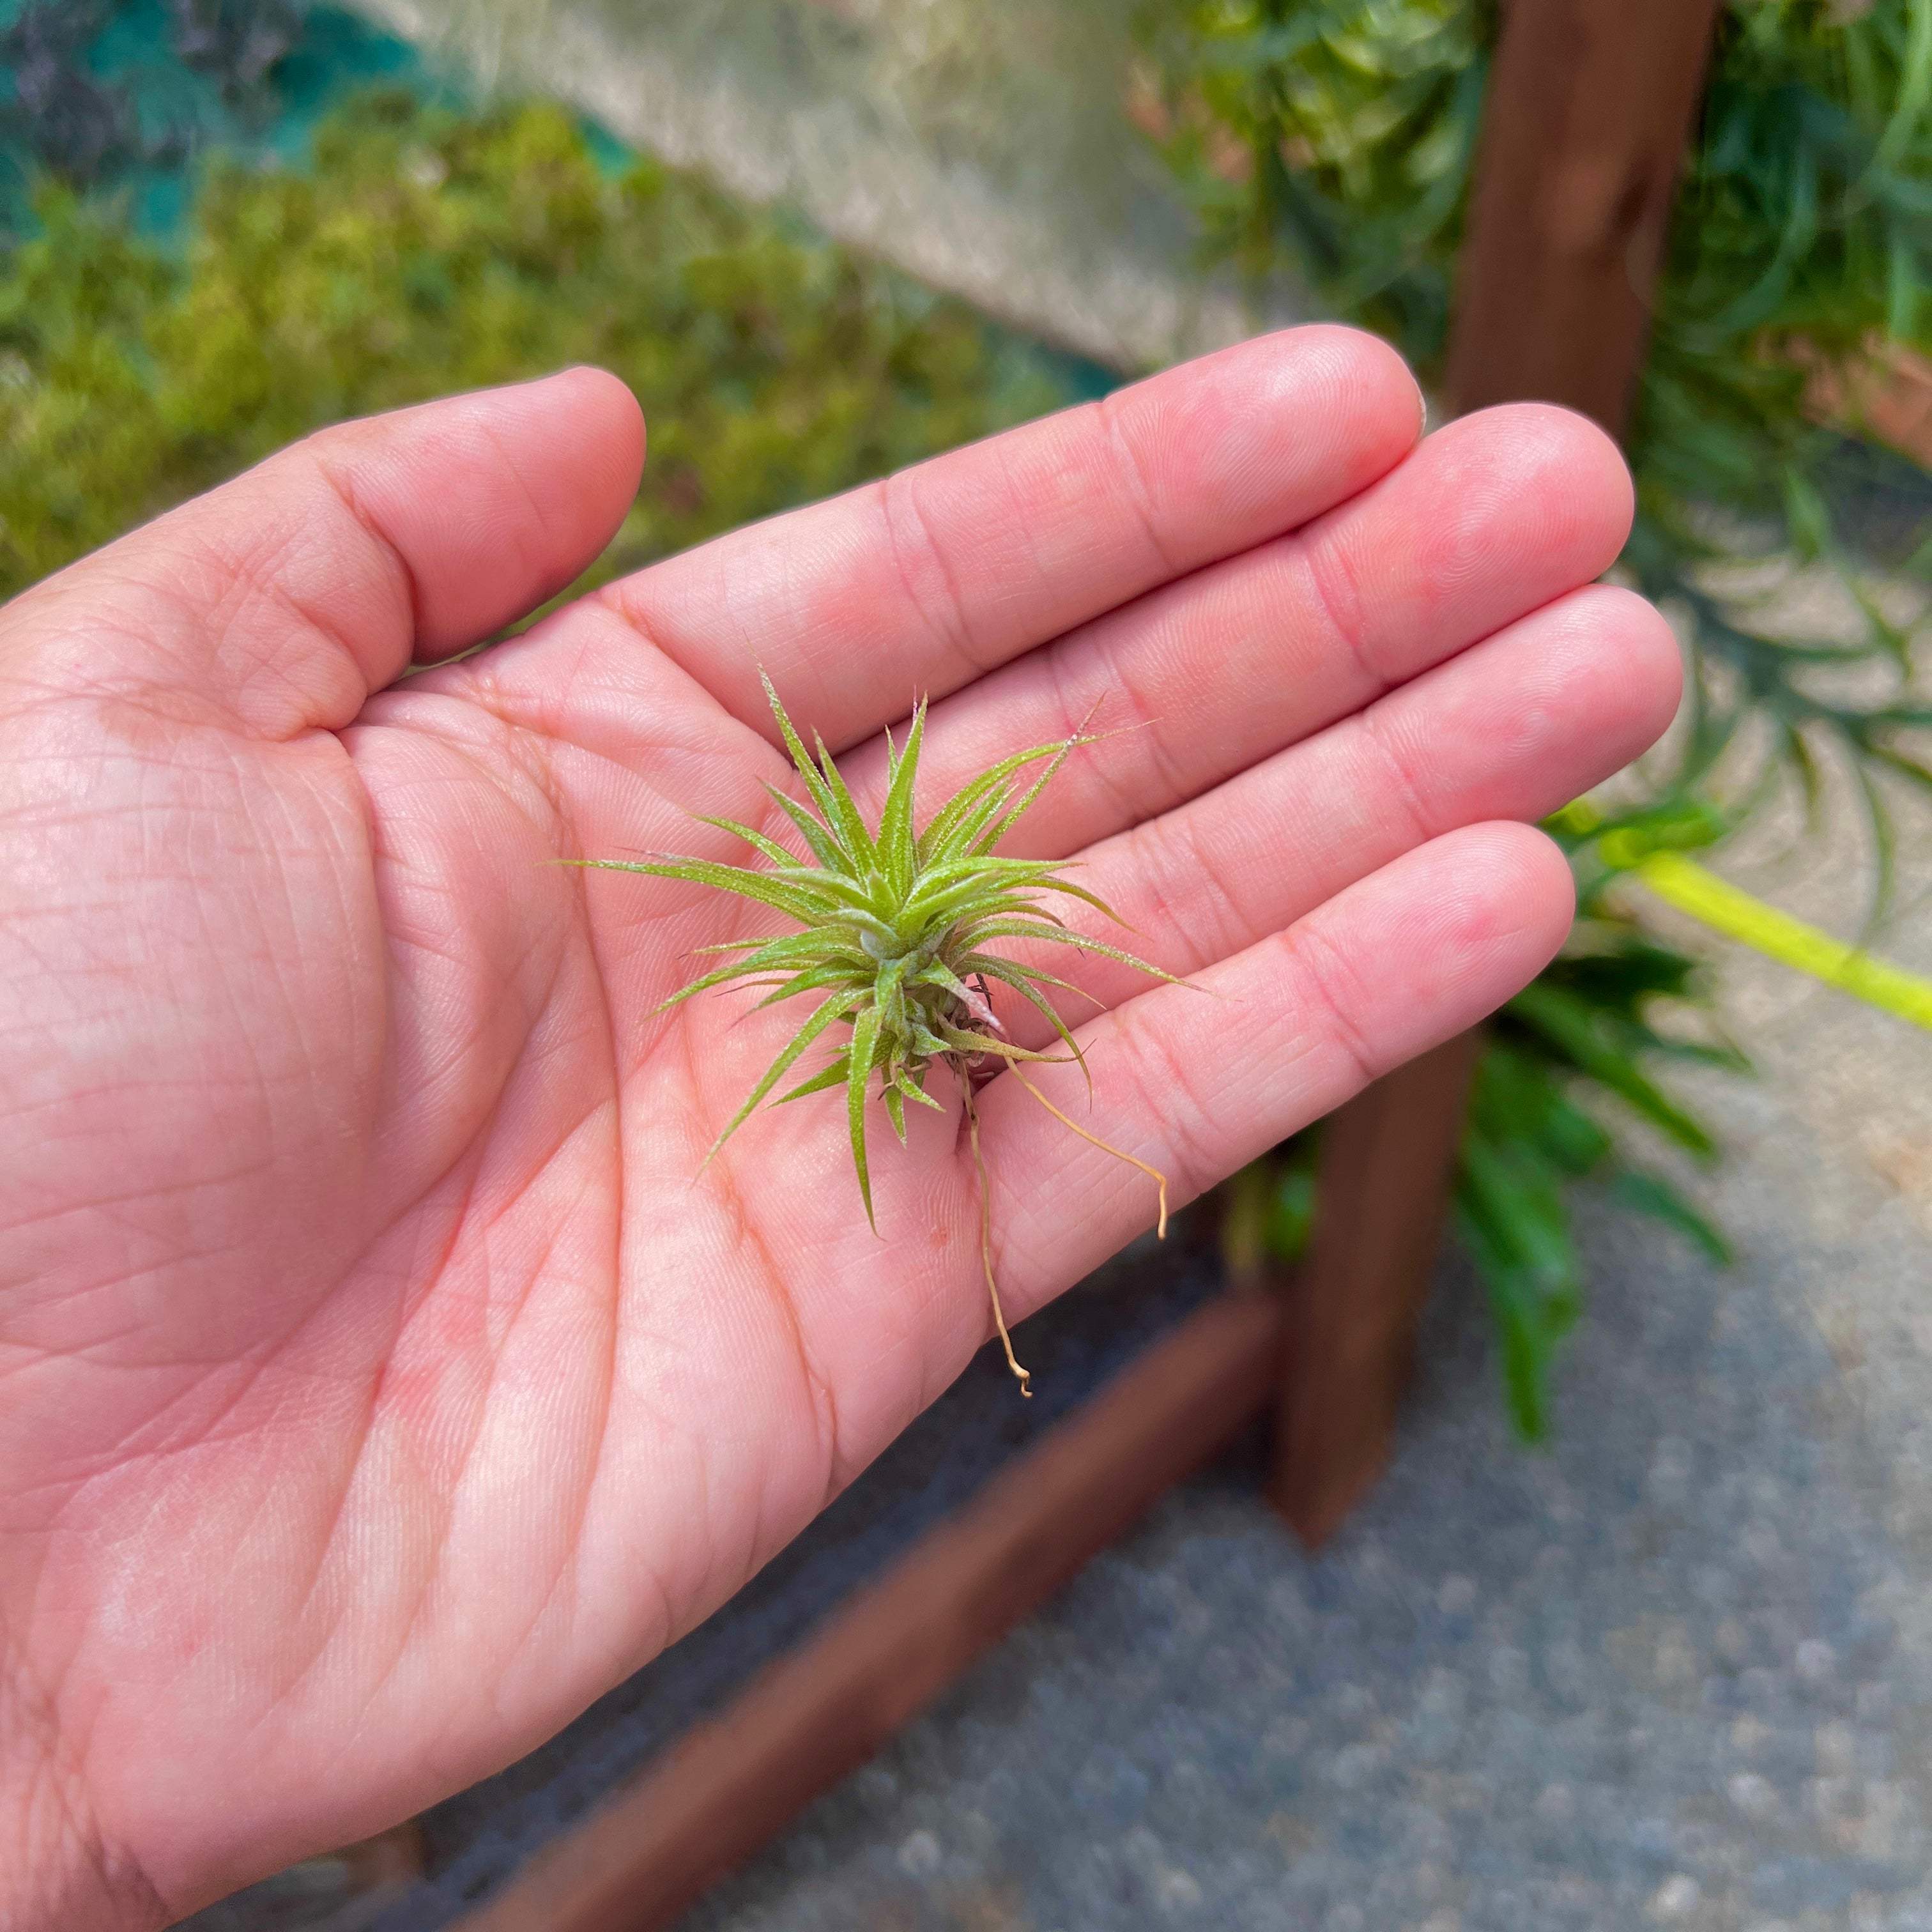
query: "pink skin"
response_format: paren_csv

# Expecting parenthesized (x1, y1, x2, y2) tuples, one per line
(0, 330, 1680, 1926)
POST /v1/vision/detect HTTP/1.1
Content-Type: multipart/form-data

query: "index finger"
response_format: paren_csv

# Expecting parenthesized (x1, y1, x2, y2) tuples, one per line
(595, 325, 1423, 751)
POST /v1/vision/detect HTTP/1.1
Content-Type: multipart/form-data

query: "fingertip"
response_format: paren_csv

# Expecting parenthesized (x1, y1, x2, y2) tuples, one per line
(1519, 816, 1579, 925)
(1296, 321, 1428, 444)
(1429, 401, 1636, 576)
(1466, 579, 1685, 795)
(1564, 579, 1685, 747)
(1287, 820, 1577, 1080)
(1259, 321, 1429, 482)
(454, 363, 648, 553)
(1369, 819, 1576, 1015)
(307, 369, 648, 660)
(1459, 817, 1578, 969)
(1121, 323, 1432, 544)
(544, 364, 647, 500)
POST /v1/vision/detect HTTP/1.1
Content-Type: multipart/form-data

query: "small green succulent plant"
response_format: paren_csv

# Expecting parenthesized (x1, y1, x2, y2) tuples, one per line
(577, 677, 1177, 1393)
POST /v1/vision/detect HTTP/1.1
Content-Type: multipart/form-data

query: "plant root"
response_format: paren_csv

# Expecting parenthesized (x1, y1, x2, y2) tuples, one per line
(1004, 1063, 1170, 1239)
(963, 1085, 1031, 1397)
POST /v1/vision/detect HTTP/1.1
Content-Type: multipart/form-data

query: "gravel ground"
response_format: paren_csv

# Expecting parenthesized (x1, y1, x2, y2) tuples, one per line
(689, 1193, 1929, 1932)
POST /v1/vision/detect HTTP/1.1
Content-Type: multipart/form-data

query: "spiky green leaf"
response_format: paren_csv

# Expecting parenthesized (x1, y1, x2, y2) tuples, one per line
(597, 678, 1176, 1225)
(846, 1003, 883, 1229)
(876, 702, 926, 894)
(704, 992, 854, 1161)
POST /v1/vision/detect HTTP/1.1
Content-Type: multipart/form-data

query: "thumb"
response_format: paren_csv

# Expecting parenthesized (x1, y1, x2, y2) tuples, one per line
(0, 367, 645, 740)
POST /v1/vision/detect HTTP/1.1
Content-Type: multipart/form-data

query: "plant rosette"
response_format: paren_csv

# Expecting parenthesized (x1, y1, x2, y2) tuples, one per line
(569, 677, 1181, 1394)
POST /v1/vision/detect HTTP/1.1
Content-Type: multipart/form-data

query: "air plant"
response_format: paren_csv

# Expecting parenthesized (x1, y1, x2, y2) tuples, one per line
(575, 677, 1179, 1395)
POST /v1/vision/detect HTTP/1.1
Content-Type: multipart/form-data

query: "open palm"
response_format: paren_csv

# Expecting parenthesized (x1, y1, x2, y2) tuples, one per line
(0, 334, 1678, 1926)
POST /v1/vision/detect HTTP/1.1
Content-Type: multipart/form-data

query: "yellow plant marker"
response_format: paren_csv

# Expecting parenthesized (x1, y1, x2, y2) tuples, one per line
(1632, 850, 1932, 1033)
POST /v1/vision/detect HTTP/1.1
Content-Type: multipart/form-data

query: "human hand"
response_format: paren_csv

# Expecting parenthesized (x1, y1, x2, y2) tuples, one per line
(0, 332, 1678, 1925)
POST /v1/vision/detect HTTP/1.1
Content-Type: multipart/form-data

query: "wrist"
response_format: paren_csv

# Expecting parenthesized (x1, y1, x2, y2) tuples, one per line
(2, 1692, 167, 1932)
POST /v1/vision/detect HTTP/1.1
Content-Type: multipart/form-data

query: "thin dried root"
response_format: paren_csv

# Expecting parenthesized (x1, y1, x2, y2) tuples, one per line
(964, 1089, 1031, 1397)
(1004, 1064, 1170, 1239)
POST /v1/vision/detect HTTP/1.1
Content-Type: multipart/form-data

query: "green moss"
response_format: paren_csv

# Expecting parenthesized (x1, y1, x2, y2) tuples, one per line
(0, 88, 1061, 603)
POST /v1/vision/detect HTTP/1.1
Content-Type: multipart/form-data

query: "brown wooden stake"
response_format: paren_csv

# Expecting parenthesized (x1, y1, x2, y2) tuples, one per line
(1270, 0, 1726, 1545)
(453, 1289, 1284, 1932)
(1447, 0, 1728, 433)
(1270, 1031, 1482, 1545)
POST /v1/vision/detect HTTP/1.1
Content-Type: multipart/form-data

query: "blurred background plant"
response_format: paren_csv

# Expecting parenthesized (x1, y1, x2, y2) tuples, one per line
(0, 75, 1061, 611)
(1137, 0, 1932, 1432)
(169, 0, 311, 108)
(0, 0, 314, 197)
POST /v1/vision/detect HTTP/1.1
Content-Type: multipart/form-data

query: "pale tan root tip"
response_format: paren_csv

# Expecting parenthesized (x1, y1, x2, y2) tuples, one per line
(965, 1082, 1034, 1400)
(989, 1275, 1032, 1398)
(981, 1197, 1027, 1399)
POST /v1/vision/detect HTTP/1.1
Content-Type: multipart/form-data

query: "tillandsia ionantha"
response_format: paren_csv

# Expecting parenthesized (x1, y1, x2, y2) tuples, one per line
(574, 675, 1181, 1396)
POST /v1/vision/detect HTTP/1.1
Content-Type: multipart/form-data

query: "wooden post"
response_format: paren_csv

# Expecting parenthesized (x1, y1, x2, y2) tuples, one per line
(453, 1289, 1284, 1932)
(1271, 1032, 1482, 1544)
(1269, 0, 1725, 1543)
(1446, 0, 1728, 430)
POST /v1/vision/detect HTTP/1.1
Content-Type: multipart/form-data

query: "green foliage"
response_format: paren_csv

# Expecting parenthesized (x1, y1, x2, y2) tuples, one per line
(579, 680, 1178, 1393)
(1455, 796, 1755, 1436)
(1242, 875, 1735, 1438)
(0, 88, 1059, 603)
(577, 678, 1177, 1231)
(1141, 0, 1931, 819)
(1146, 0, 1932, 1433)
(1216, 1130, 1318, 1271)
(1140, 0, 1489, 356)
(0, 3, 146, 190)
(1636, 3, 1932, 832)
(1464, 925, 1738, 1440)
(1244, 909, 1733, 1438)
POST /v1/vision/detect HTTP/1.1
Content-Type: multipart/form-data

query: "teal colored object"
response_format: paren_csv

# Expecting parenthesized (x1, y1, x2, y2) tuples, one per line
(0, 2, 436, 236)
